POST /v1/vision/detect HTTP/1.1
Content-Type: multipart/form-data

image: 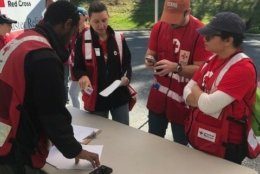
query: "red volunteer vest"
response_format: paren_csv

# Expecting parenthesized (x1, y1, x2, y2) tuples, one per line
(147, 18, 203, 124)
(0, 30, 51, 168)
(81, 28, 123, 111)
(185, 53, 260, 158)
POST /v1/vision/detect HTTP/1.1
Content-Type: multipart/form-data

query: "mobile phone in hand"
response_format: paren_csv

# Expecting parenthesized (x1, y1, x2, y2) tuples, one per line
(145, 55, 156, 65)
(89, 165, 113, 174)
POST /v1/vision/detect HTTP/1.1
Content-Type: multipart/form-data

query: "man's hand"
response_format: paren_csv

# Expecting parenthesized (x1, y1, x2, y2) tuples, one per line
(75, 150, 100, 168)
(154, 59, 178, 76)
(144, 55, 156, 68)
(78, 75, 92, 90)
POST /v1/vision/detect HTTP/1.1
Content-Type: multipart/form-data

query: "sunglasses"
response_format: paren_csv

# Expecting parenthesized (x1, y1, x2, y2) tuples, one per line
(205, 34, 221, 41)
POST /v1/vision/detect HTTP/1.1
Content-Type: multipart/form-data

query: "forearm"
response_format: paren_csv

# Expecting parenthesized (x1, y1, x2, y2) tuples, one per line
(179, 64, 200, 79)
(198, 91, 234, 117)
(31, 56, 82, 158)
(73, 38, 88, 80)
(122, 39, 132, 80)
(183, 79, 197, 106)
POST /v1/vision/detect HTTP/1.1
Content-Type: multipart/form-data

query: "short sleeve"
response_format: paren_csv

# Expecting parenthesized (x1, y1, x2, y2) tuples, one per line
(148, 22, 162, 52)
(217, 60, 256, 100)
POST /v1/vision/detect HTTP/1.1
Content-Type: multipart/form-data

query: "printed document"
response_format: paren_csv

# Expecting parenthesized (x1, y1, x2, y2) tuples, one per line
(99, 80, 122, 97)
(72, 124, 99, 143)
(47, 145, 103, 170)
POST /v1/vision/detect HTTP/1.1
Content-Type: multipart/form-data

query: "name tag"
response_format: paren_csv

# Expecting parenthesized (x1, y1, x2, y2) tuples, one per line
(197, 127, 216, 143)
(94, 48, 101, 57)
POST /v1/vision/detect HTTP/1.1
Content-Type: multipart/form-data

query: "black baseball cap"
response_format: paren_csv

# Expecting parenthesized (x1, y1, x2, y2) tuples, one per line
(198, 12, 246, 35)
(0, 14, 17, 24)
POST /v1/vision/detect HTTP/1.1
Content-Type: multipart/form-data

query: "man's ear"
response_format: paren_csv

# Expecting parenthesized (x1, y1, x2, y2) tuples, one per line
(64, 18, 73, 30)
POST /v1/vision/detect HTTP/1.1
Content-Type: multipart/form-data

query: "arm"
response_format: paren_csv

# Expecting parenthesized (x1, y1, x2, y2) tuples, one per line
(73, 34, 92, 90)
(27, 50, 99, 167)
(185, 83, 234, 117)
(154, 60, 203, 78)
(121, 37, 132, 86)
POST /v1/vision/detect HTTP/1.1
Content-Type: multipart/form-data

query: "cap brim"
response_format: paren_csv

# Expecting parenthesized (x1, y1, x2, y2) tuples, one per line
(160, 11, 183, 24)
(197, 25, 219, 36)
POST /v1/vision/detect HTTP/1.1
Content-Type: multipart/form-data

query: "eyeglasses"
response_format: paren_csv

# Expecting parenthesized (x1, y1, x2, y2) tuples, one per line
(205, 34, 221, 42)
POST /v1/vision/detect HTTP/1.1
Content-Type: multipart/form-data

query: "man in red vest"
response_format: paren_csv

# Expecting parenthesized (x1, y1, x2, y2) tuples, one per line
(145, 0, 212, 145)
(0, 1, 99, 174)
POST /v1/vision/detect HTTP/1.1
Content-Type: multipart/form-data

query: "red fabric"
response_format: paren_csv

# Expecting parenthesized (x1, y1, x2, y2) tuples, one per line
(147, 16, 212, 124)
(0, 35, 6, 50)
(190, 54, 256, 145)
(0, 30, 51, 168)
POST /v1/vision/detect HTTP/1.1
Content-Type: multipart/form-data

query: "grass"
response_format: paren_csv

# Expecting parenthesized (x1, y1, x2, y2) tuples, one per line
(72, 0, 164, 30)
(72, 0, 260, 33)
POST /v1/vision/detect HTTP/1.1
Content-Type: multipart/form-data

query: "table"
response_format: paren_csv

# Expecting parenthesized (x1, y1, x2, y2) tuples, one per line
(43, 107, 257, 174)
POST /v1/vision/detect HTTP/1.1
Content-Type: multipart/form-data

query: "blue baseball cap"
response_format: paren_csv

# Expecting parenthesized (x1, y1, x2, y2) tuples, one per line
(77, 7, 88, 16)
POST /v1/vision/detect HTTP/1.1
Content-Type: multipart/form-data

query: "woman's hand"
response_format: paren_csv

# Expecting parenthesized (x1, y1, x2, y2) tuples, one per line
(120, 76, 129, 86)
(78, 75, 92, 90)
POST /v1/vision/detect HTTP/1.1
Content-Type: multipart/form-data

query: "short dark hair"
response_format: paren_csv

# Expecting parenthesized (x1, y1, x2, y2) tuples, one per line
(44, 1, 79, 27)
(88, 1, 108, 17)
(219, 31, 244, 48)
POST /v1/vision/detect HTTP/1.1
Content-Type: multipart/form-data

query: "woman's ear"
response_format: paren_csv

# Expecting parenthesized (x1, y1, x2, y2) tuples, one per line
(225, 36, 234, 46)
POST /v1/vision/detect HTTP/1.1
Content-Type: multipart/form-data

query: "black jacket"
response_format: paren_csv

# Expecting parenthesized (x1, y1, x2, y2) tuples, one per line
(73, 26, 132, 111)
(0, 23, 82, 166)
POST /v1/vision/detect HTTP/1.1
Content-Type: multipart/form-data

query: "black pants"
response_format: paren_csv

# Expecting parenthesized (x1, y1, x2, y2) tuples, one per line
(0, 164, 47, 174)
(224, 143, 247, 164)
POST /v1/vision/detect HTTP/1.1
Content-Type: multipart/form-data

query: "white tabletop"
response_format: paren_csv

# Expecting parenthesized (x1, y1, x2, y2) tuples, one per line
(43, 107, 257, 174)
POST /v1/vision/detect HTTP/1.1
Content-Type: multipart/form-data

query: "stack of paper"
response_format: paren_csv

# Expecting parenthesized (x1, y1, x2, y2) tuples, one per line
(47, 145, 103, 170)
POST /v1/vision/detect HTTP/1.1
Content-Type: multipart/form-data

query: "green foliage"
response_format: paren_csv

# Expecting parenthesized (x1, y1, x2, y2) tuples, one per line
(71, 0, 260, 33)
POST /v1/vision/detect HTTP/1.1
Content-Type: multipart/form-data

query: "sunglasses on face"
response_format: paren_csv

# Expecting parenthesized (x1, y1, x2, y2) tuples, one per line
(205, 34, 221, 41)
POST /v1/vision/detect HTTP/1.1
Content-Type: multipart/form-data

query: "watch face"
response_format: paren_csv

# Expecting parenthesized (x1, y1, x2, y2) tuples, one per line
(177, 64, 182, 73)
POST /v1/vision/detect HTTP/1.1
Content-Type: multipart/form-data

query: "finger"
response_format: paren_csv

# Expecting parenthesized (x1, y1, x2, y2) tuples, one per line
(75, 158, 79, 164)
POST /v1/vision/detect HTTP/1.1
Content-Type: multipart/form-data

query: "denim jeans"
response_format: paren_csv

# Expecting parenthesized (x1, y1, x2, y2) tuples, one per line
(148, 110, 188, 145)
(69, 81, 80, 108)
(91, 103, 129, 125)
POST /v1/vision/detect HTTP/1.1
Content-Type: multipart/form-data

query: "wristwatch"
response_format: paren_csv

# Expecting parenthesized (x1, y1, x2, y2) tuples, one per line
(176, 63, 182, 73)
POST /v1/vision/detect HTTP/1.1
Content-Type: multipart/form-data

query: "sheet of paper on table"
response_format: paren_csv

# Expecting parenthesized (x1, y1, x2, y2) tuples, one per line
(99, 80, 122, 97)
(72, 124, 100, 142)
(46, 145, 103, 170)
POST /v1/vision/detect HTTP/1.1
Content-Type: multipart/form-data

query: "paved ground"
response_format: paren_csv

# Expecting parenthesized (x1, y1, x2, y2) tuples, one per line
(68, 31, 260, 173)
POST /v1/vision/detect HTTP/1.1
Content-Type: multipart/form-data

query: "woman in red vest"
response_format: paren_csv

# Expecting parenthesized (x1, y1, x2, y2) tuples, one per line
(183, 12, 257, 164)
(73, 1, 132, 125)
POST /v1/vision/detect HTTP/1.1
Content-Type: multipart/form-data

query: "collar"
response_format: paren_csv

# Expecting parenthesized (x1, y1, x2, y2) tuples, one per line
(34, 23, 70, 63)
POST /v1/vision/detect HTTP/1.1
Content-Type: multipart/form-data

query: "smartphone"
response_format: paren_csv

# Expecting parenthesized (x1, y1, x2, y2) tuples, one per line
(145, 55, 156, 65)
(89, 165, 113, 174)
(84, 86, 93, 95)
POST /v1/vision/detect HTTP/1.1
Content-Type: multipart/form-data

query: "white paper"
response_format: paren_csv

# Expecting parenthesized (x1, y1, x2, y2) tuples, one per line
(72, 125, 99, 143)
(47, 145, 103, 170)
(99, 80, 122, 97)
(0, 122, 11, 147)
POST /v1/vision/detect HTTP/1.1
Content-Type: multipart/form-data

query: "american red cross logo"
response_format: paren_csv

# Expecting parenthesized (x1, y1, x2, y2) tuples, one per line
(0, 0, 5, 7)
(181, 52, 188, 60)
